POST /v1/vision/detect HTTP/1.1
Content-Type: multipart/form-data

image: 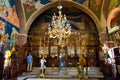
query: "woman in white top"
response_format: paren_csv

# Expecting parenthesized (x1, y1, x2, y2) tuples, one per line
(40, 57, 46, 74)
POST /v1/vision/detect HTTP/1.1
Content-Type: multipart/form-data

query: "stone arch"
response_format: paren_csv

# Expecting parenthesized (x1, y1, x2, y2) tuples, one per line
(107, 7, 120, 28)
(24, 0, 102, 35)
(14, 0, 26, 33)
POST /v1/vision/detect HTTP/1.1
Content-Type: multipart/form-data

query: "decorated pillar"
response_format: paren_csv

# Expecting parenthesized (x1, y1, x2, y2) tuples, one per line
(17, 34, 27, 46)
(99, 31, 108, 45)
(17, 34, 27, 73)
(99, 31, 109, 65)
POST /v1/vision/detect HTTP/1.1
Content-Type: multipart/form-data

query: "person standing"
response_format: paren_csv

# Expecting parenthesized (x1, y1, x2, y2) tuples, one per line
(27, 53, 33, 72)
(40, 56, 46, 77)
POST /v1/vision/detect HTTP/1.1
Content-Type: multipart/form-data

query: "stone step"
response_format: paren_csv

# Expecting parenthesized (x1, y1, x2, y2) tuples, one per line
(18, 78, 99, 80)
(18, 67, 103, 80)
(26, 67, 102, 75)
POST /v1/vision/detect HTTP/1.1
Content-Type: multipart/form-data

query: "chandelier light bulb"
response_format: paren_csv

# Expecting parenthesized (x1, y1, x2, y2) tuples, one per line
(57, 5, 63, 10)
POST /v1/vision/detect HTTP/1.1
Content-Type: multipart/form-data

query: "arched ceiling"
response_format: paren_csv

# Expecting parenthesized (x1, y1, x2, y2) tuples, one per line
(25, 1, 101, 35)
(107, 7, 120, 28)
(43, 3, 82, 14)
(29, 4, 98, 35)
(12, 0, 120, 35)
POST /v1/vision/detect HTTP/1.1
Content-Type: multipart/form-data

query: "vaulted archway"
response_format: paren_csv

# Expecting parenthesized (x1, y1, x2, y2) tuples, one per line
(26, 0, 100, 67)
(24, 0, 102, 35)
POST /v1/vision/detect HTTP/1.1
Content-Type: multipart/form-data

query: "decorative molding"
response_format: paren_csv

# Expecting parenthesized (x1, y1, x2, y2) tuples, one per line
(17, 34, 27, 46)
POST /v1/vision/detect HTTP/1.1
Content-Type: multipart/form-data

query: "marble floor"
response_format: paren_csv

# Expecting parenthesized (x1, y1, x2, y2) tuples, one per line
(17, 67, 103, 80)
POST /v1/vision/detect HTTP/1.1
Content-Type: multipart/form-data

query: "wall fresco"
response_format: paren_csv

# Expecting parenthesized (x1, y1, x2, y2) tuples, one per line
(22, 0, 51, 21)
(88, 0, 103, 20)
(22, 0, 89, 21)
(0, 0, 19, 52)
(0, 0, 20, 28)
(0, 0, 19, 39)
(109, 0, 119, 11)
(22, 0, 120, 32)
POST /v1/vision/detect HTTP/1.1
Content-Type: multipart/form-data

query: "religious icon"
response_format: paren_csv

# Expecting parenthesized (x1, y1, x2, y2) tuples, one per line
(50, 46, 58, 54)
(67, 46, 75, 57)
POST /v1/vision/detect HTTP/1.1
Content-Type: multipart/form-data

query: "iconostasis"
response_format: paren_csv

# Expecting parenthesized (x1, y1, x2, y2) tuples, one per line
(27, 6, 100, 67)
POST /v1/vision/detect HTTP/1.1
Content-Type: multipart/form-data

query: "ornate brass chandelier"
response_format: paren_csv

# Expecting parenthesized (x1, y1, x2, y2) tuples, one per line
(47, 4, 71, 41)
